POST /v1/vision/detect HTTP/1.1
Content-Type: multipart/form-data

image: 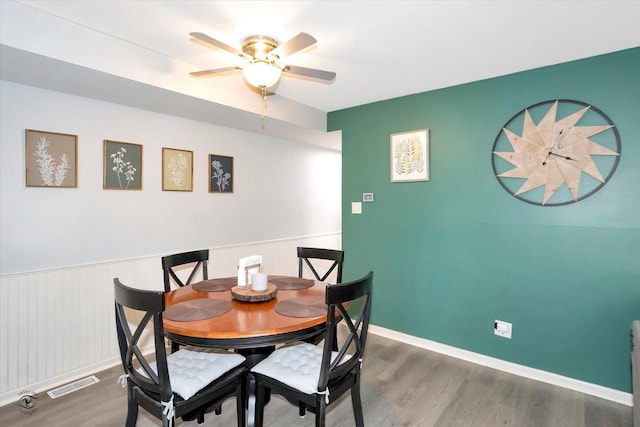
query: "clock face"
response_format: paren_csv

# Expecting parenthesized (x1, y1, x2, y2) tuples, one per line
(492, 100, 621, 206)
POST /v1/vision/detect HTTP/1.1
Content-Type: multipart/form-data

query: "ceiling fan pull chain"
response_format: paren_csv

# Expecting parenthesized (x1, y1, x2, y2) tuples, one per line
(261, 86, 268, 121)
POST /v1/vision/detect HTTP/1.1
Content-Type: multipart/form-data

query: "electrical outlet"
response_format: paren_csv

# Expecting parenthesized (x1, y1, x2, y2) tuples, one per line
(494, 320, 512, 339)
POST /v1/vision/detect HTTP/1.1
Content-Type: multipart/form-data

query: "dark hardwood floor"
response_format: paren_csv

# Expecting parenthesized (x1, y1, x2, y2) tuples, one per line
(0, 333, 632, 426)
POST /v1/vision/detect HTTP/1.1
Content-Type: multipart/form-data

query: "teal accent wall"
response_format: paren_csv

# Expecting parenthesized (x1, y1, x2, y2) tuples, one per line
(328, 48, 640, 393)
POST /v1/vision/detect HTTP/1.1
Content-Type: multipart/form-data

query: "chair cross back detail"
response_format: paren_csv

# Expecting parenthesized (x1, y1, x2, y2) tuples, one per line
(297, 247, 344, 283)
(114, 278, 246, 427)
(114, 279, 168, 399)
(162, 249, 209, 292)
(319, 271, 372, 393)
(252, 271, 373, 427)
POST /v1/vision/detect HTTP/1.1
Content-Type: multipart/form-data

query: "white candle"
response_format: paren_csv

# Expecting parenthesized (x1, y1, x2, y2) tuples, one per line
(251, 273, 268, 292)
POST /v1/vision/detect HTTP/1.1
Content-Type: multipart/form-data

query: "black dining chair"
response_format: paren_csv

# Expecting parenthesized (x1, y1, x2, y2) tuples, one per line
(251, 271, 373, 427)
(114, 278, 247, 427)
(162, 249, 210, 352)
(297, 247, 344, 283)
(297, 247, 345, 347)
(162, 249, 209, 292)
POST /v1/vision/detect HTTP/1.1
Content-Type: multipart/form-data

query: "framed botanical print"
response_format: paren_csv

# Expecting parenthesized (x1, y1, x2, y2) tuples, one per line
(103, 140, 143, 190)
(25, 129, 78, 187)
(209, 154, 233, 193)
(390, 129, 429, 182)
(162, 148, 193, 191)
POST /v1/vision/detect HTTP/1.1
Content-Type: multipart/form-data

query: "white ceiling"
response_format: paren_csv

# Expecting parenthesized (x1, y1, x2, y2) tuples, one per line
(2, 0, 639, 149)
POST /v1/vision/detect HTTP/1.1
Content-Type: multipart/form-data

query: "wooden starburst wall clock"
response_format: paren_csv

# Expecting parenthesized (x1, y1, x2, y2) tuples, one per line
(491, 99, 621, 206)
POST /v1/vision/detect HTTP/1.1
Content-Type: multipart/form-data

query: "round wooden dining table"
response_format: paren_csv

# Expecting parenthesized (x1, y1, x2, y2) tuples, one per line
(163, 275, 331, 427)
(163, 275, 329, 365)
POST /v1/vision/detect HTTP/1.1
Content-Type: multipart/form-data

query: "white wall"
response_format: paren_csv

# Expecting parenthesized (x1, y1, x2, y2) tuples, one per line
(0, 81, 341, 274)
(0, 80, 341, 403)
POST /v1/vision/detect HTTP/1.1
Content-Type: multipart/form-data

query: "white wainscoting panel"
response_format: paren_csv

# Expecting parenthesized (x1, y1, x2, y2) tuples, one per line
(0, 233, 341, 405)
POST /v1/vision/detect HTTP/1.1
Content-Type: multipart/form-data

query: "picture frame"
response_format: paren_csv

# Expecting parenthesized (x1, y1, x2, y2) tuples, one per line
(209, 154, 234, 193)
(103, 140, 143, 190)
(162, 148, 193, 191)
(25, 129, 78, 188)
(390, 129, 429, 182)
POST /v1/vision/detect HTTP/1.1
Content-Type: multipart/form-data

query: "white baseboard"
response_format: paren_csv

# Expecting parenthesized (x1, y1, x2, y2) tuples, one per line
(0, 355, 122, 407)
(369, 324, 633, 407)
(0, 341, 163, 407)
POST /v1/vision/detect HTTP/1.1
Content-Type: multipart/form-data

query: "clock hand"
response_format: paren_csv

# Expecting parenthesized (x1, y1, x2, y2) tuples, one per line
(542, 128, 565, 165)
(548, 152, 576, 161)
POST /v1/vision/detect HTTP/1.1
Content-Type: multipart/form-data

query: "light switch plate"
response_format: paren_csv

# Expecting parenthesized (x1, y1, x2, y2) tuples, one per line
(351, 202, 362, 214)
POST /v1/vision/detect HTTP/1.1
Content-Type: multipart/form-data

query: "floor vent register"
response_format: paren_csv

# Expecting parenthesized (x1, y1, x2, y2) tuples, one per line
(47, 375, 100, 399)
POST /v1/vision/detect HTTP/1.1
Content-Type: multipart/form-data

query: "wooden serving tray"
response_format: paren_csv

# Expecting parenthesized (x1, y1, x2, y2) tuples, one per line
(231, 283, 278, 302)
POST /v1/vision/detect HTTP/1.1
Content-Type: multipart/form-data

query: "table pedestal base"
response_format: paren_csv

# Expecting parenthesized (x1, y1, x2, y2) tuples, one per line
(237, 346, 274, 427)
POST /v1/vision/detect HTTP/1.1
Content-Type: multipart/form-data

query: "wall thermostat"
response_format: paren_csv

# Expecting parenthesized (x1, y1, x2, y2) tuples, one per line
(363, 193, 374, 202)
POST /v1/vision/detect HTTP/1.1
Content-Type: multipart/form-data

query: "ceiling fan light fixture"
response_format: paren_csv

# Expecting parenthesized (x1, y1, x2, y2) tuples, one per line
(190, 31, 335, 102)
(243, 60, 282, 88)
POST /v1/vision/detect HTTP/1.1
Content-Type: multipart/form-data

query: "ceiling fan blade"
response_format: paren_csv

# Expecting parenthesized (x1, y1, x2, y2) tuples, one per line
(282, 65, 336, 82)
(190, 32, 244, 57)
(190, 66, 241, 78)
(273, 32, 317, 57)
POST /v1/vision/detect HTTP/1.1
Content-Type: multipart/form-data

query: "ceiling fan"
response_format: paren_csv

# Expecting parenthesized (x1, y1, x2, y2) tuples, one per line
(189, 31, 336, 99)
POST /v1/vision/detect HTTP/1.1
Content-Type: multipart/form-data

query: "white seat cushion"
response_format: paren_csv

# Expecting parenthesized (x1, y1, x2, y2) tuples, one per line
(144, 349, 245, 400)
(251, 343, 345, 395)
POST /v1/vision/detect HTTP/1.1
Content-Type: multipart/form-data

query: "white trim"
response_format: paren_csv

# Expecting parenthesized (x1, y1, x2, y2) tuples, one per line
(0, 232, 342, 278)
(0, 355, 122, 406)
(0, 342, 159, 406)
(369, 324, 633, 407)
